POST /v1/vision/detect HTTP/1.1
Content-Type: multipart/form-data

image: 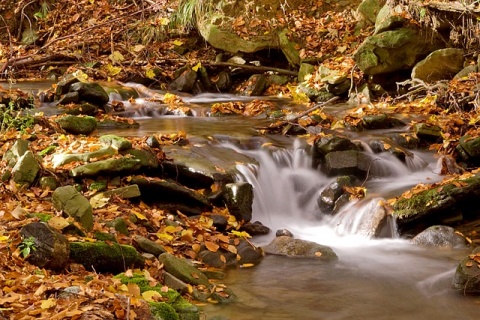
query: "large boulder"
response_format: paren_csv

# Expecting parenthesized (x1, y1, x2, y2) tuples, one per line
(412, 48, 465, 82)
(354, 27, 444, 75)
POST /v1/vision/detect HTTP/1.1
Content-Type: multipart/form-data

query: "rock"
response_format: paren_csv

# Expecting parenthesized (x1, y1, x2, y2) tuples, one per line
(55, 74, 80, 97)
(69, 157, 142, 177)
(357, 114, 405, 130)
(20, 222, 70, 270)
(210, 214, 228, 232)
(131, 177, 212, 216)
(392, 173, 480, 236)
(326, 79, 351, 96)
(163, 272, 189, 294)
(356, 0, 386, 26)
(60, 102, 98, 116)
(452, 247, 480, 295)
(105, 217, 129, 236)
(242, 74, 267, 96)
(412, 225, 468, 248)
(322, 150, 374, 178)
(93, 185, 141, 201)
(146, 135, 160, 148)
(159, 253, 210, 286)
(56, 91, 80, 105)
(414, 123, 442, 143)
(368, 139, 412, 162)
(222, 182, 253, 222)
(262, 236, 338, 261)
(161, 145, 257, 189)
(55, 115, 97, 135)
(12, 151, 40, 187)
(169, 69, 197, 92)
(3, 139, 29, 167)
(133, 235, 167, 256)
(39, 176, 58, 190)
(412, 48, 465, 82)
(456, 135, 480, 165)
(99, 134, 132, 151)
(298, 63, 315, 82)
(236, 239, 263, 266)
(354, 27, 444, 75)
(102, 82, 139, 100)
(391, 133, 420, 149)
(52, 146, 116, 168)
(277, 29, 300, 66)
(69, 81, 109, 106)
(69, 241, 145, 273)
(276, 229, 294, 237)
(318, 176, 354, 214)
(313, 136, 361, 159)
(215, 71, 233, 91)
(52, 186, 93, 231)
(198, 250, 237, 269)
(122, 148, 159, 169)
(455, 65, 478, 79)
(374, 3, 408, 34)
(240, 221, 270, 236)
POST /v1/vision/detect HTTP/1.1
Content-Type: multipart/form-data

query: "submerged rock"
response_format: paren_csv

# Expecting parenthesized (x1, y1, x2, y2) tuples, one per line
(452, 247, 480, 295)
(318, 176, 354, 214)
(262, 236, 338, 261)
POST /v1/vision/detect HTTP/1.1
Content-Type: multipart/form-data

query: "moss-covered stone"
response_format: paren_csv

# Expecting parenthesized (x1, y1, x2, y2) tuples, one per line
(99, 134, 132, 151)
(69, 157, 142, 177)
(149, 302, 179, 320)
(159, 253, 210, 286)
(69, 241, 144, 273)
(55, 115, 97, 135)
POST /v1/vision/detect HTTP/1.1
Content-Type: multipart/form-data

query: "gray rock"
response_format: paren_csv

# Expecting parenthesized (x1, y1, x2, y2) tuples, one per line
(159, 253, 210, 286)
(354, 27, 444, 75)
(20, 222, 70, 270)
(52, 146, 116, 168)
(412, 225, 468, 248)
(56, 91, 79, 105)
(313, 136, 361, 158)
(131, 177, 212, 216)
(133, 235, 167, 256)
(374, 4, 407, 34)
(169, 69, 197, 92)
(276, 229, 294, 237)
(3, 139, 29, 167)
(237, 239, 264, 266)
(240, 221, 270, 236)
(222, 182, 253, 222)
(412, 48, 465, 82)
(12, 151, 40, 187)
(356, 0, 387, 26)
(456, 135, 480, 165)
(52, 186, 93, 231)
(298, 63, 315, 82)
(55, 115, 97, 135)
(262, 236, 338, 261)
(55, 74, 80, 97)
(242, 74, 267, 96)
(99, 134, 132, 151)
(358, 114, 405, 130)
(454, 65, 478, 79)
(69, 81, 109, 106)
(69, 157, 142, 177)
(163, 272, 189, 294)
(318, 176, 354, 214)
(122, 148, 159, 169)
(414, 123, 442, 143)
(322, 150, 374, 178)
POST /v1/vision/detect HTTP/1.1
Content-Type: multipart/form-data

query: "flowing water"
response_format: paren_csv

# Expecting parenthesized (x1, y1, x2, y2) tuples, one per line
(10, 81, 480, 319)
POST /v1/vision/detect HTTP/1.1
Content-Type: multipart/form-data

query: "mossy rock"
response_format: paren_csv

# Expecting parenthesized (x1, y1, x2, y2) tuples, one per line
(69, 241, 144, 273)
(55, 115, 97, 135)
(149, 302, 179, 320)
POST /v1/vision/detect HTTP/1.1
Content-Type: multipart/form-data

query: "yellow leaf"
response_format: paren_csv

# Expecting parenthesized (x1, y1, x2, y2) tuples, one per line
(192, 243, 201, 253)
(158, 17, 170, 26)
(181, 229, 194, 242)
(156, 233, 173, 241)
(131, 210, 147, 220)
(145, 68, 157, 80)
(173, 40, 184, 46)
(142, 290, 162, 302)
(109, 51, 125, 63)
(118, 284, 129, 292)
(230, 230, 251, 238)
(240, 263, 255, 268)
(48, 216, 70, 230)
(40, 298, 56, 309)
(0, 235, 9, 242)
(164, 225, 181, 233)
(105, 63, 122, 76)
(192, 62, 202, 72)
(133, 44, 145, 52)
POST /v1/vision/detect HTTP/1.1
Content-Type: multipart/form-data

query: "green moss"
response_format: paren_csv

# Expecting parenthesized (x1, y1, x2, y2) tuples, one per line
(149, 302, 179, 320)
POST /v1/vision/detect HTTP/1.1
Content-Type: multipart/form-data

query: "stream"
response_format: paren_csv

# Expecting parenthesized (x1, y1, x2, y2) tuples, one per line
(14, 81, 480, 319)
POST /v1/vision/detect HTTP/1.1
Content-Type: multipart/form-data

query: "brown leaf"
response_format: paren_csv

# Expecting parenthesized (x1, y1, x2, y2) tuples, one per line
(205, 241, 219, 253)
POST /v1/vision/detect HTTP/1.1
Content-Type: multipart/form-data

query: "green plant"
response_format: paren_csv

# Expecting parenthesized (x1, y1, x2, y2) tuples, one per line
(33, 1, 50, 20)
(0, 100, 35, 133)
(19, 236, 37, 258)
(170, 0, 210, 33)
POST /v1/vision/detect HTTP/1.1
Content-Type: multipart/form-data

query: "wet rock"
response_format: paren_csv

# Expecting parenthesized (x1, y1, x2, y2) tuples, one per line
(215, 71, 233, 91)
(161, 145, 257, 190)
(210, 214, 228, 232)
(326, 79, 351, 96)
(276, 229, 293, 237)
(146, 135, 160, 148)
(133, 235, 167, 256)
(262, 236, 338, 261)
(131, 177, 212, 216)
(414, 123, 442, 144)
(123, 148, 159, 170)
(237, 239, 264, 266)
(69, 81, 109, 106)
(70, 241, 144, 273)
(52, 146, 116, 168)
(412, 48, 465, 82)
(412, 225, 468, 248)
(456, 135, 480, 165)
(352, 113, 405, 131)
(69, 157, 142, 177)
(318, 176, 354, 214)
(313, 136, 361, 159)
(392, 173, 480, 236)
(55, 74, 80, 97)
(354, 27, 444, 75)
(368, 139, 412, 162)
(222, 182, 253, 222)
(159, 253, 210, 286)
(57, 91, 79, 105)
(242, 74, 267, 96)
(198, 250, 237, 268)
(99, 134, 132, 151)
(452, 247, 480, 295)
(240, 221, 270, 236)
(55, 115, 97, 135)
(390, 133, 420, 149)
(12, 150, 40, 187)
(20, 222, 70, 270)
(52, 185, 93, 231)
(102, 83, 139, 100)
(60, 102, 98, 116)
(322, 150, 374, 178)
(169, 69, 197, 92)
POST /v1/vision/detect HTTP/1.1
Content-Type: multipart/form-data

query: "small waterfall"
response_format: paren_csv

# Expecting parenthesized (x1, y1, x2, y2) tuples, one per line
(233, 140, 442, 244)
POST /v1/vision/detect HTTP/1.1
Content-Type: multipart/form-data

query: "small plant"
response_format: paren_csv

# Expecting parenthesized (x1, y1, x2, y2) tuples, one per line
(0, 100, 35, 133)
(19, 236, 37, 258)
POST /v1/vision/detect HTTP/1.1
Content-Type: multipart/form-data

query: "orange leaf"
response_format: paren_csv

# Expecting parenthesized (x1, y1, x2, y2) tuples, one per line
(205, 241, 219, 252)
